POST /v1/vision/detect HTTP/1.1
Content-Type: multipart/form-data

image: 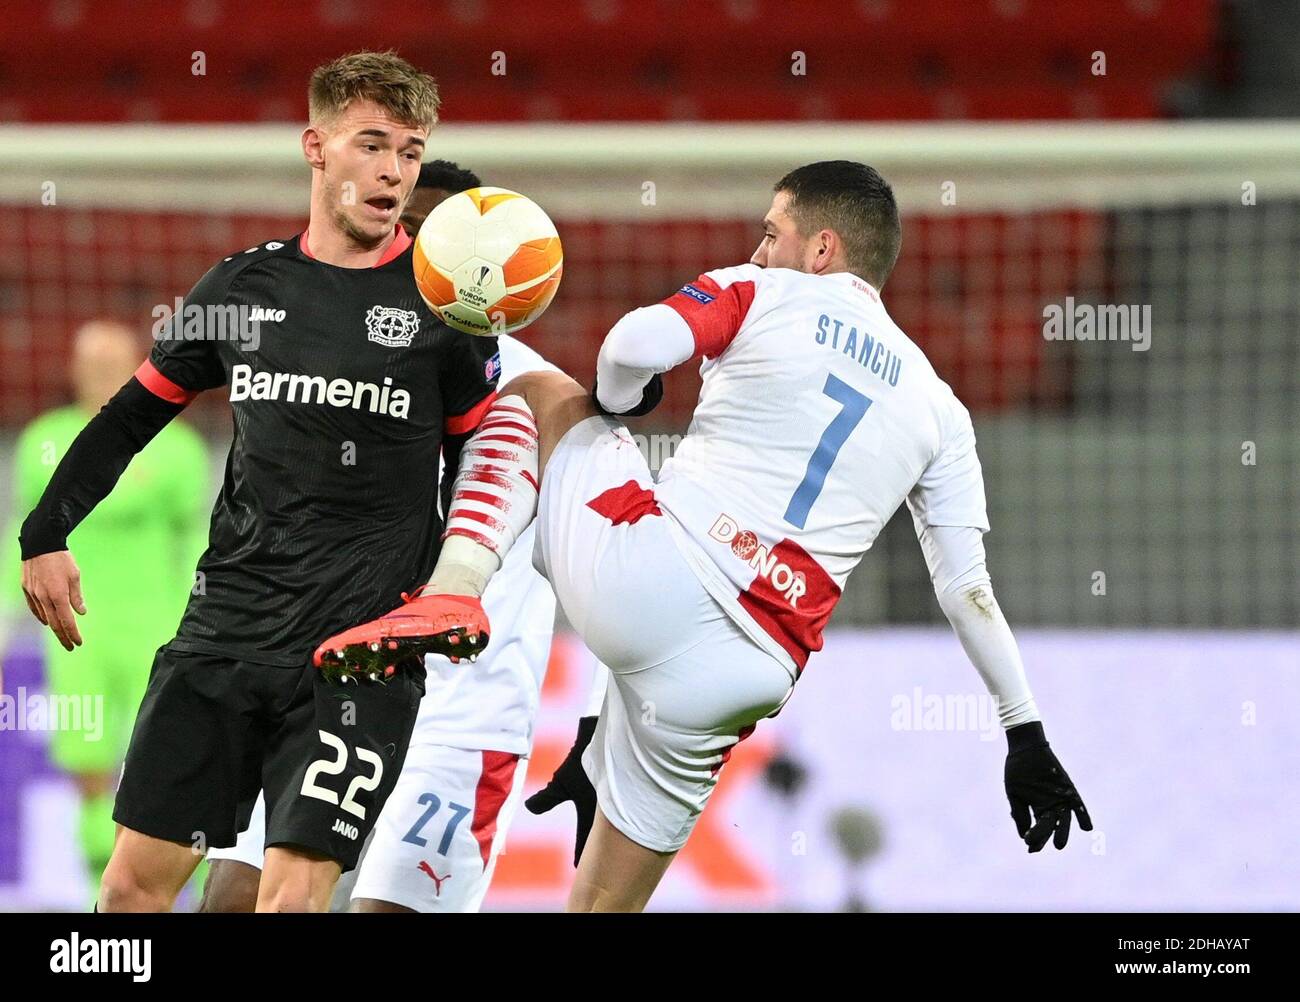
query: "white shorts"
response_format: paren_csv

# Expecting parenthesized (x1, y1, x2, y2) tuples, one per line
(208, 792, 267, 871)
(209, 743, 528, 913)
(349, 744, 527, 912)
(533, 416, 794, 853)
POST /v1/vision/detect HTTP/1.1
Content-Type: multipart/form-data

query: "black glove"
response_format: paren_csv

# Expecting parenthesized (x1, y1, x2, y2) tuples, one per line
(525, 716, 598, 866)
(590, 372, 664, 418)
(1004, 721, 1092, 853)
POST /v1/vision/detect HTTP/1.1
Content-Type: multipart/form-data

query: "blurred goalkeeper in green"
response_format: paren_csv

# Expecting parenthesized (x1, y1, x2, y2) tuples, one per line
(4, 320, 210, 884)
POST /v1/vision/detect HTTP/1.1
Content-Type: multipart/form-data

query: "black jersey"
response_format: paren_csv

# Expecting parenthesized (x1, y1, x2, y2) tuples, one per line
(140, 230, 499, 666)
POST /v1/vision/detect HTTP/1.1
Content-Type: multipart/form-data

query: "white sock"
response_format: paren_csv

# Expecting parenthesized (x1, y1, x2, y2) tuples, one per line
(431, 395, 540, 597)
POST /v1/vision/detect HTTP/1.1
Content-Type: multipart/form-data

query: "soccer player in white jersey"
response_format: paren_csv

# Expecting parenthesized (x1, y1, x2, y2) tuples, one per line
(318, 160, 1091, 912)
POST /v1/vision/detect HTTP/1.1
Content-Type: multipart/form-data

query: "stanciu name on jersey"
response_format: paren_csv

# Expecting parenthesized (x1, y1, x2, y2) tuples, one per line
(229, 362, 412, 420)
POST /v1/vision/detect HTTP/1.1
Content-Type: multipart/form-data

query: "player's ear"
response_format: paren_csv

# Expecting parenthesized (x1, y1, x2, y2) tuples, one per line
(809, 229, 836, 275)
(301, 126, 326, 170)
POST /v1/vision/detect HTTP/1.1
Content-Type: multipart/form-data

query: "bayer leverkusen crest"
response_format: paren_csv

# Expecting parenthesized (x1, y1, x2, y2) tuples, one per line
(365, 305, 420, 348)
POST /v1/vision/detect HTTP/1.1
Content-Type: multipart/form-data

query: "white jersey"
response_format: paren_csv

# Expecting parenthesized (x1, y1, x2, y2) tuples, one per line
(653, 264, 989, 675)
(417, 334, 559, 754)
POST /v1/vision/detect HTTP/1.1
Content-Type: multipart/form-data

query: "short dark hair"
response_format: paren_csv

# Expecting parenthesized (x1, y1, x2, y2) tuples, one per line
(417, 159, 482, 193)
(774, 161, 902, 288)
(309, 50, 440, 131)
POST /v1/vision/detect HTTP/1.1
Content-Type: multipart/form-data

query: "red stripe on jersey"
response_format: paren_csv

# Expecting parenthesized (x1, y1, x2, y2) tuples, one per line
(586, 480, 662, 526)
(521, 469, 539, 492)
(298, 226, 411, 266)
(736, 538, 840, 672)
(661, 274, 756, 359)
(446, 391, 499, 435)
(133, 360, 198, 406)
(374, 225, 413, 266)
(471, 751, 520, 867)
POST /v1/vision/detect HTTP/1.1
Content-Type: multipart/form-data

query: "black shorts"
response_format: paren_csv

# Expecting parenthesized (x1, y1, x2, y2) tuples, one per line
(113, 644, 424, 871)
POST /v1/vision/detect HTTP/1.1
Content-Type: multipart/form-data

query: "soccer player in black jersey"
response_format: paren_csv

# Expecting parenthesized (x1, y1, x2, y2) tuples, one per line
(198, 156, 496, 914)
(18, 52, 497, 912)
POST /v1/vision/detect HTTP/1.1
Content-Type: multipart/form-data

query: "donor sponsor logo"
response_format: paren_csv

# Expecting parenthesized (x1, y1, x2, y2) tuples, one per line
(708, 514, 807, 607)
(230, 363, 411, 420)
(50, 933, 151, 982)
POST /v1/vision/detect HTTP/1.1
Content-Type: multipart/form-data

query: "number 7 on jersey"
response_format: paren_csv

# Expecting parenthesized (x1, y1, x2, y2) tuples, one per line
(783, 373, 873, 529)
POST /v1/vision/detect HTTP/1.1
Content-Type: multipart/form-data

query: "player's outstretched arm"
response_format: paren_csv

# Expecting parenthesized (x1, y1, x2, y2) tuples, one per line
(917, 523, 1092, 852)
(592, 304, 695, 416)
(19, 377, 186, 650)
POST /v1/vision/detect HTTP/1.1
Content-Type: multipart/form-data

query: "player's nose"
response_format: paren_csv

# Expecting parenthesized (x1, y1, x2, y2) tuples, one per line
(376, 153, 403, 184)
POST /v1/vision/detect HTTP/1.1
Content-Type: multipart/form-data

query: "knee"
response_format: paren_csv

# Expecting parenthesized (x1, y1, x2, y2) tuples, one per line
(198, 861, 260, 913)
(98, 864, 173, 913)
(256, 873, 332, 912)
(566, 881, 639, 914)
(256, 886, 316, 913)
(256, 850, 339, 912)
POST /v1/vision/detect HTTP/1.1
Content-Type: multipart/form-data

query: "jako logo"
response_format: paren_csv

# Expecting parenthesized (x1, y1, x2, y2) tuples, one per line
(332, 818, 359, 841)
(50, 933, 151, 982)
(708, 514, 807, 607)
(229, 363, 411, 420)
(249, 306, 286, 322)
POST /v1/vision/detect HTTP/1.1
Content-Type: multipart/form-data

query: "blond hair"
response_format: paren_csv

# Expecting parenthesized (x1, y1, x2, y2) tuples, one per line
(309, 51, 439, 131)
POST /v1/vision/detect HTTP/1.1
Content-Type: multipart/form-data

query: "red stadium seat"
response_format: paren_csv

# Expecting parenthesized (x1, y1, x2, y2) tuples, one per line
(1, 0, 1219, 122)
